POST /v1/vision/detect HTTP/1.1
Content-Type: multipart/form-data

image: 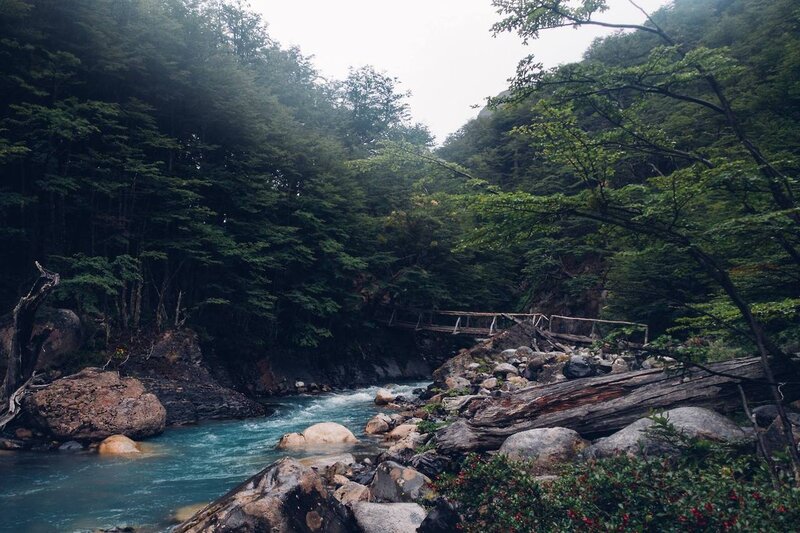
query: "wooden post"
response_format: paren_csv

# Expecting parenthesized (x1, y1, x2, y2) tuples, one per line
(415, 313, 422, 330)
(489, 315, 498, 336)
(452, 317, 461, 335)
(388, 309, 396, 326)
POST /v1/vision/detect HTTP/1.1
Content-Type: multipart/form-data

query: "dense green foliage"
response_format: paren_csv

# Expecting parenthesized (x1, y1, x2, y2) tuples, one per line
(438, 443, 800, 532)
(439, 0, 800, 353)
(0, 0, 512, 359)
(1, 0, 798, 364)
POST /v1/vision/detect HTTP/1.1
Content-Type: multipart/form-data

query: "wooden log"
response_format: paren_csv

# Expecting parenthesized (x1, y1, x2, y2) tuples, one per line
(435, 357, 790, 454)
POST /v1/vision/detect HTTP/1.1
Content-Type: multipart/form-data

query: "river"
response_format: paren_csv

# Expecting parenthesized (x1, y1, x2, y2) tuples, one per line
(0, 382, 429, 532)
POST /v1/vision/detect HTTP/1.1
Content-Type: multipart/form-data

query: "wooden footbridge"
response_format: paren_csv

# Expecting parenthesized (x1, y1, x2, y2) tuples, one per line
(378, 308, 649, 345)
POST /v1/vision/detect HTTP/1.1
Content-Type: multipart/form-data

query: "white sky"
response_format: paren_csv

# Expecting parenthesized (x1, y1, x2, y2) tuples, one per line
(252, 0, 671, 143)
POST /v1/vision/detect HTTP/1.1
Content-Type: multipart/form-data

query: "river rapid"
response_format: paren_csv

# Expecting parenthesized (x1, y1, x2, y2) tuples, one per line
(0, 382, 429, 532)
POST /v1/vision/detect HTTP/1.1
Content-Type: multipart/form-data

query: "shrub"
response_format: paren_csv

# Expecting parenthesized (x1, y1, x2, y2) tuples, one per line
(437, 449, 800, 532)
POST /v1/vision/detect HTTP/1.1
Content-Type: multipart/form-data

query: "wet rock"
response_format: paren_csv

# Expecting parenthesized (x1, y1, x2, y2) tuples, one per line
(563, 355, 596, 379)
(14, 428, 33, 439)
(365, 413, 392, 435)
(277, 422, 359, 449)
(23, 368, 166, 441)
(585, 407, 747, 459)
(98, 435, 141, 455)
(499, 428, 587, 471)
(375, 388, 396, 406)
(350, 502, 426, 533)
(175, 457, 354, 532)
(369, 461, 432, 503)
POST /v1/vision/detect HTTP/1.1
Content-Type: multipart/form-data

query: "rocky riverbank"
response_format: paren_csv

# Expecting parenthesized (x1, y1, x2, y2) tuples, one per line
(169, 322, 800, 532)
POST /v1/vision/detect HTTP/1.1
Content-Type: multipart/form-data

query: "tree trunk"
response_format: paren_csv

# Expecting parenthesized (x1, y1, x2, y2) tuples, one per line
(435, 357, 790, 453)
(0, 262, 60, 407)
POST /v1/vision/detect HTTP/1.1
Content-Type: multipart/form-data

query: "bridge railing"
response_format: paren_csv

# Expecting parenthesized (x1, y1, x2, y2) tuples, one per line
(378, 306, 648, 344)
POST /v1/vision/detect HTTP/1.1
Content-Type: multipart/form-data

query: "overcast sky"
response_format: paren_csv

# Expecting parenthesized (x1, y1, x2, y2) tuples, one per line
(252, 0, 671, 143)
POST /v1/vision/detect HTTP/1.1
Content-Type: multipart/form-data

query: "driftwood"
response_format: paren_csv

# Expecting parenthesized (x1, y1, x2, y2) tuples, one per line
(0, 262, 60, 410)
(435, 357, 791, 453)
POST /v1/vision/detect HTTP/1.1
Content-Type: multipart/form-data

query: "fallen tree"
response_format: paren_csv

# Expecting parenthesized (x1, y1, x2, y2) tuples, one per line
(0, 262, 60, 427)
(435, 356, 794, 453)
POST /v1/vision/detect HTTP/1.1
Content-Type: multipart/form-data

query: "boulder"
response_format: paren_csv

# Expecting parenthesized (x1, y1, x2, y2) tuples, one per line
(333, 481, 371, 505)
(499, 428, 587, 471)
(350, 502, 427, 533)
(23, 368, 166, 441)
(277, 422, 358, 449)
(175, 457, 354, 532)
(98, 435, 141, 455)
(585, 407, 747, 458)
(365, 414, 392, 435)
(369, 461, 432, 503)
(0, 307, 82, 371)
(375, 388, 396, 406)
(493, 363, 519, 376)
(562, 355, 596, 379)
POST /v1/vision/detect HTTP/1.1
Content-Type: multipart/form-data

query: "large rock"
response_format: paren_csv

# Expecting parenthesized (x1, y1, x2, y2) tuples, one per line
(350, 502, 426, 533)
(585, 407, 747, 458)
(277, 422, 358, 449)
(98, 434, 141, 455)
(493, 363, 519, 376)
(23, 368, 166, 441)
(175, 457, 354, 532)
(0, 308, 82, 371)
(298, 453, 356, 470)
(499, 428, 587, 471)
(369, 461, 431, 503)
(124, 329, 267, 425)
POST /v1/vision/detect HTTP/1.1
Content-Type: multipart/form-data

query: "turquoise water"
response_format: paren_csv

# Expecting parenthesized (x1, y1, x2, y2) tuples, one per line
(0, 382, 428, 533)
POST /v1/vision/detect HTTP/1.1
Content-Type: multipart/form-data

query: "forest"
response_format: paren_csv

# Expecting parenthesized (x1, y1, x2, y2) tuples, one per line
(0, 0, 798, 368)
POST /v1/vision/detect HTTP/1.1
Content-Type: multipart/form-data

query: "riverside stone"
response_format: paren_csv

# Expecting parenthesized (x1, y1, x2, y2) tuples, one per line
(375, 388, 396, 405)
(175, 457, 354, 532)
(369, 461, 432, 503)
(23, 368, 166, 441)
(499, 427, 587, 471)
(365, 413, 392, 435)
(585, 407, 747, 458)
(350, 502, 426, 533)
(277, 422, 358, 449)
(98, 435, 141, 455)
